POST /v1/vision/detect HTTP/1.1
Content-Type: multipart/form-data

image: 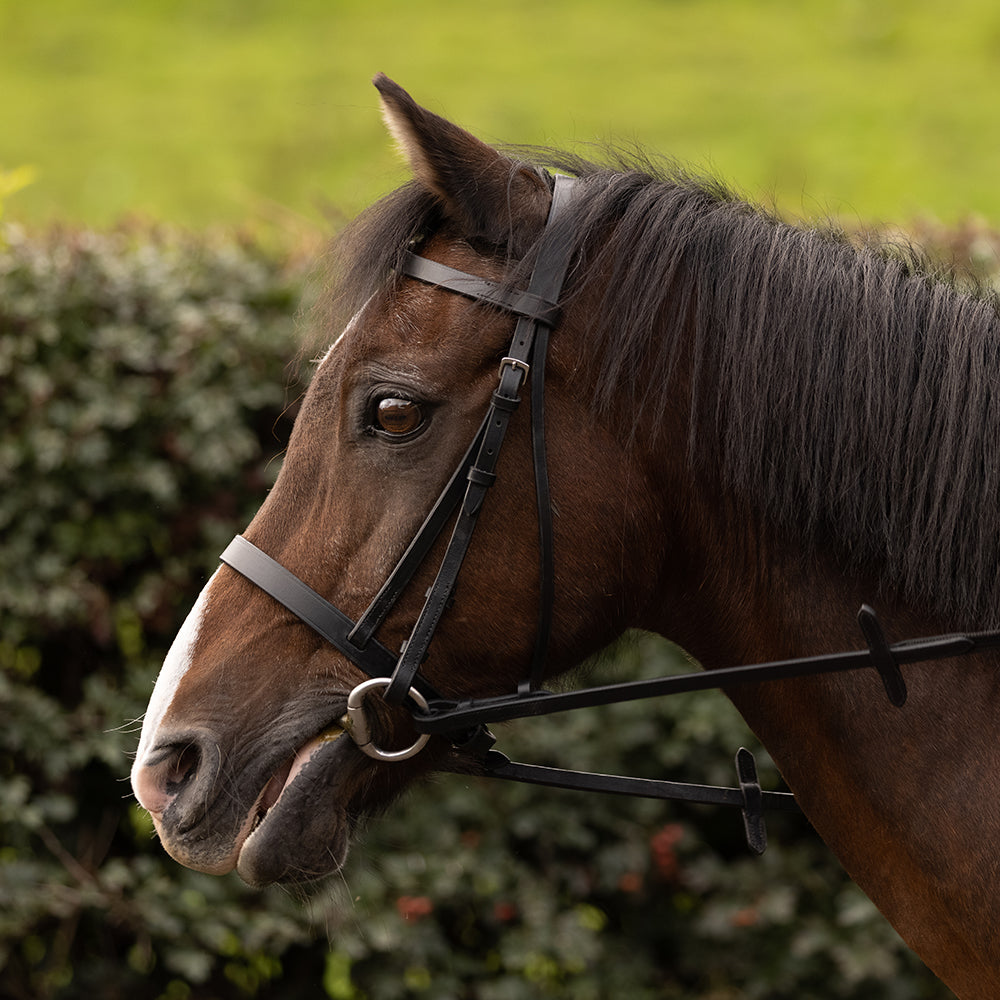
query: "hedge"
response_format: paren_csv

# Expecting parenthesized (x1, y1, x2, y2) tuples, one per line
(1, 219, 980, 999)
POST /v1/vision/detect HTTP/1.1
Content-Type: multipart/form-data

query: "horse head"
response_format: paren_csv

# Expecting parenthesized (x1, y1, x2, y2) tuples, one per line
(130, 76, 666, 887)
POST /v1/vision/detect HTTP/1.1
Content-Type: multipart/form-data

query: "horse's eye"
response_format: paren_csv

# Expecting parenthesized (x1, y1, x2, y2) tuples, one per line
(375, 397, 423, 436)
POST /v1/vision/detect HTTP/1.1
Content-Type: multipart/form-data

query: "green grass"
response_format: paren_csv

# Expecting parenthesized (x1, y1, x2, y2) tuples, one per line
(4, 0, 1000, 229)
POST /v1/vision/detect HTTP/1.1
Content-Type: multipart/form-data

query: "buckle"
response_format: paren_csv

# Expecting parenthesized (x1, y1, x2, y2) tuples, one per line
(499, 357, 530, 380)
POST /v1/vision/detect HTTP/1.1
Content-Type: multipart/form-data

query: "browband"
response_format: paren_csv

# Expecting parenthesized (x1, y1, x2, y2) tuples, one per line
(399, 252, 562, 327)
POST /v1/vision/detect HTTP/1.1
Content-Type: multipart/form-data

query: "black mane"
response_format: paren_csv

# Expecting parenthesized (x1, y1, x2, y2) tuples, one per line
(325, 148, 1000, 626)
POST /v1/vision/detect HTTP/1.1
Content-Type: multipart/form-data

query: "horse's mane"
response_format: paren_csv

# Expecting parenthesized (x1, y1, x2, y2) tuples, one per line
(324, 147, 1000, 627)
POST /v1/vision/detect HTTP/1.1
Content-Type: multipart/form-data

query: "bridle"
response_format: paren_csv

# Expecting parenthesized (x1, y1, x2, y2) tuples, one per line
(220, 170, 578, 753)
(219, 172, 1000, 854)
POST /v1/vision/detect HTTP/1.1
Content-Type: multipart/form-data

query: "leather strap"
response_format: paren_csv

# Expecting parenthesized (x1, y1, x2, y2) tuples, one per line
(858, 603, 907, 707)
(523, 174, 579, 692)
(400, 253, 562, 327)
(382, 174, 580, 705)
(221, 535, 396, 682)
(409, 610, 1000, 734)
(443, 748, 799, 814)
(380, 358, 530, 704)
(347, 416, 489, 649)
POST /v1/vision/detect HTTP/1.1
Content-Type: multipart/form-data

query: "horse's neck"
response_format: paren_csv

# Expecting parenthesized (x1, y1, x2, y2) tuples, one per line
(615, 245, 1000, 990)
(645, 470, 1000, 996)
(643, 462, 883, 664)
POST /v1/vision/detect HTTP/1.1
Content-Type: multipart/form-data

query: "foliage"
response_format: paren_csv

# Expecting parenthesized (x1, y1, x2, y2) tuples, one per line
(0, 224, 319, 999)
(1, 222, 982, 999)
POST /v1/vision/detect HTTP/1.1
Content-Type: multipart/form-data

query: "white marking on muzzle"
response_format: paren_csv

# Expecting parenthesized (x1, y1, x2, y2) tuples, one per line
(130, 570, 217, 807)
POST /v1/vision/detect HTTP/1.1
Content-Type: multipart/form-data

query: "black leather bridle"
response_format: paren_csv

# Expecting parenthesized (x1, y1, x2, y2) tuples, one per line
(218, 172, 1000, 853)
(220, 171, 577, 750)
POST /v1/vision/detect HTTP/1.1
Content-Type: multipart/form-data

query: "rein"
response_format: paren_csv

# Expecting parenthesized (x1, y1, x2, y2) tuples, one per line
(219, 173, 1000, 854)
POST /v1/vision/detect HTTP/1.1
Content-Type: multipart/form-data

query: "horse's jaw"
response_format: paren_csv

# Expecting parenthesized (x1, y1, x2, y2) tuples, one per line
(235, 730, 354, 888)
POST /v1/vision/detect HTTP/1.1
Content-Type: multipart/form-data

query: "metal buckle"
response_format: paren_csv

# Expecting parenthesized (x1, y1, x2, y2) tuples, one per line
(342, 677, 431, 762)
(499, 356, 530, 380)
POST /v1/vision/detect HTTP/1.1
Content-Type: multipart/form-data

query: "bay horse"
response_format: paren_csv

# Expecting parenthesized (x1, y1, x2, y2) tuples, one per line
(131, 75, 1000, 997)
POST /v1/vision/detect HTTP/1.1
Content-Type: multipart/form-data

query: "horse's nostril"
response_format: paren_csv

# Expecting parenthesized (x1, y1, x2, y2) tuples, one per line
(164, 743, 201, 795)
(132, 729, 219, 820)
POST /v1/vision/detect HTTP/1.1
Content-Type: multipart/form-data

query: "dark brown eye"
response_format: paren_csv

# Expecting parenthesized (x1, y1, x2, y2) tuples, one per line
(376, 397, 423, 436)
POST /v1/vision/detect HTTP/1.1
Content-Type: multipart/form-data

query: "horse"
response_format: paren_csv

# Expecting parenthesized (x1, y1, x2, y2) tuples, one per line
(130, 75, 1000, 998)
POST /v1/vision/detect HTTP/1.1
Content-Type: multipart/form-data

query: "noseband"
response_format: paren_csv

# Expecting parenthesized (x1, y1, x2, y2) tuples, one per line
(218, 172, 1000, 853)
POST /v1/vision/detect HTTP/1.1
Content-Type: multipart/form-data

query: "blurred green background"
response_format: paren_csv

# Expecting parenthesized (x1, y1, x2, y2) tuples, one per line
(3, 2, 998, 998)
(3, 0, 1000, 230)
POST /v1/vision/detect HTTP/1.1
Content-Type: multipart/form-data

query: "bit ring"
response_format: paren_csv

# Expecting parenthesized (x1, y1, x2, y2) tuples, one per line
(342, 678, 431, 762)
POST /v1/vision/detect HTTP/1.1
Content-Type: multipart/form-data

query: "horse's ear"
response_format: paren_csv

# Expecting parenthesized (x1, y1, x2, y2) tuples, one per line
(374, 74, 551, 247)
